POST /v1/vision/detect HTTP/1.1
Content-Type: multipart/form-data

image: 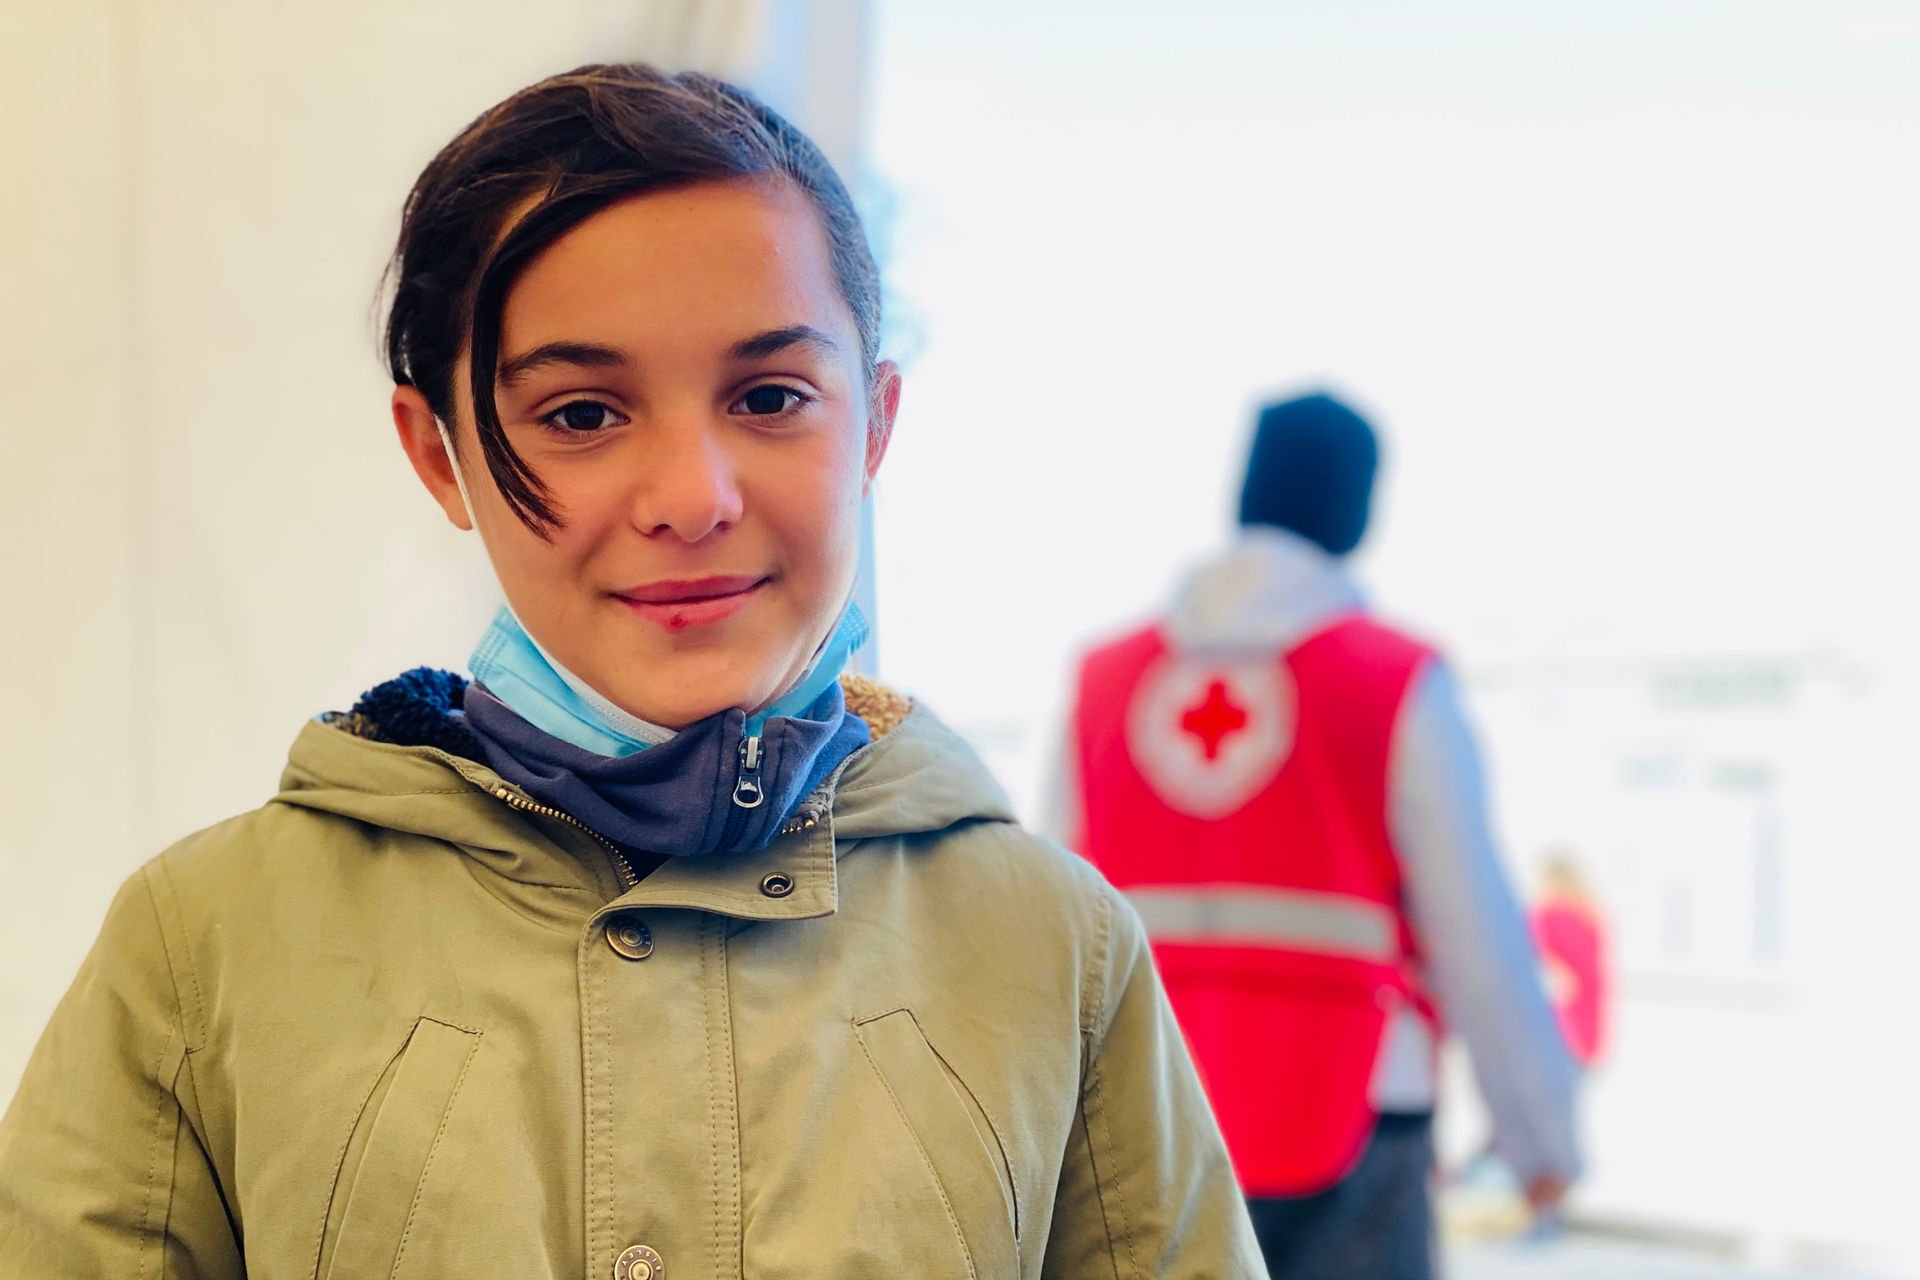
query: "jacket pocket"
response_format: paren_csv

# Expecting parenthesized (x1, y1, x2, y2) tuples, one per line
(854, 1008, 1019, 1279)
(317, 1016, 482, 1280)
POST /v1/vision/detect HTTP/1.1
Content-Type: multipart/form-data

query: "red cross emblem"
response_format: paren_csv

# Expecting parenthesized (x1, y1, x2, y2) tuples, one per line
(1179, 680, 1248, 761)
(1128, 656, 1295, 818)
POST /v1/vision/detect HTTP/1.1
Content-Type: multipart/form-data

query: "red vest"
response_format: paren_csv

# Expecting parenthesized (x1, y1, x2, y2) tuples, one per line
(1072, 616, 1435, 1196)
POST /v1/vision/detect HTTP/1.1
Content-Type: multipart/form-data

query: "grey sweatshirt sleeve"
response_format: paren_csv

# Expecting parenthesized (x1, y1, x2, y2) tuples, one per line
(1037, 712, 1084, 852)
(1388, 661, 1584, 1185)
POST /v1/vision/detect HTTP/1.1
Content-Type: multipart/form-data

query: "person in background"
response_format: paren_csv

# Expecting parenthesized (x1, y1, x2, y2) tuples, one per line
(1050, 392, 1581, 1279)
(1531, 852, 1610, 1070)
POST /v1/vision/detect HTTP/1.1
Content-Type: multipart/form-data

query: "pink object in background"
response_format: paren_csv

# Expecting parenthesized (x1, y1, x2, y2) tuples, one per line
(1531, 890, 1608, 1067)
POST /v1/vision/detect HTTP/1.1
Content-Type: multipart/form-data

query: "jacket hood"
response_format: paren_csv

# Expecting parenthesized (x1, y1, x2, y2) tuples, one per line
(273, 675, 1014, 864)
(1164, 525, 1365, 654)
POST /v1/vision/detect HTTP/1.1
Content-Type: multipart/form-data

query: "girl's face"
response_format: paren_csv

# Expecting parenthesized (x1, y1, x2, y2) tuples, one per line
(394, 177, 899, 729)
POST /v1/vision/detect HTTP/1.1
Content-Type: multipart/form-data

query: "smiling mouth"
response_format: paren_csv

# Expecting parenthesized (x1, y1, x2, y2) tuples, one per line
(613, 576, 767, 631)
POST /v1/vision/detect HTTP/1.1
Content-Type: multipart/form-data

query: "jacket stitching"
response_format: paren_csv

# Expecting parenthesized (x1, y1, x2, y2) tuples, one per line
(390, 1027, 483, 1277)
(174, 1049, 239, 1249)
(703, 922, 715, 1268)
(1081, 890, 1113, 1041)
(702, 921, 724, 1274)
(144, 864, 206, 1051)
(137, 1024, 177, 1280)
(1084, 1058, 1141, 1278)
(717, 925, 741, 1270)
(580, 935, 602, 1273)
(159, 1056, 189, 1276)
(497, 879, 600, 894)
(310, 1027, 419, 1280)
(716, 922, 744, 1275)
(917, 1031, 1022, 1243)
(1073, 1098, 1122, 1280)
(853, 1025, 979, 1280)
(277, 785, 478, 800)
(417, 1015, 485, 1037)
(594, 938, 615, 1272)
(851, 1005, 911, 1026)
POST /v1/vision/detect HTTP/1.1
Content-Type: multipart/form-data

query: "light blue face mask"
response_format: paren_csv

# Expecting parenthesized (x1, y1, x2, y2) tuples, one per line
(469, 601, 870, 759)
(434, 415, 870, 758)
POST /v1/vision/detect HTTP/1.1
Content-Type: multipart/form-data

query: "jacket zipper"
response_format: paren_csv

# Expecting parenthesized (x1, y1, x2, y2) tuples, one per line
(733, 734, 766, 809)
(710, 733, 766, 852)
(490, 785, 640, 891)
(488, 733, 819, 880)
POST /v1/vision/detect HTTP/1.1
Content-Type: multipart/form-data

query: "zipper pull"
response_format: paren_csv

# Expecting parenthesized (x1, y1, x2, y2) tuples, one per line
(733, 734, 766, 809)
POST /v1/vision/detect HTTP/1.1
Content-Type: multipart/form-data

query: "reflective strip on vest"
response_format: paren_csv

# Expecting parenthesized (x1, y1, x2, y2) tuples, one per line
(1125, 885, 1400, 963)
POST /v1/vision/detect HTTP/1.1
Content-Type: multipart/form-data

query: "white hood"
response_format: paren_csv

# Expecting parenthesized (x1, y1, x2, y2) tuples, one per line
(1164, 525, 1365, 654)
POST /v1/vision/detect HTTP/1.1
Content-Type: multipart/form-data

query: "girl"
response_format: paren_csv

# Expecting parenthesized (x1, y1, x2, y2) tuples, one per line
(0, 64, 1260, 1277)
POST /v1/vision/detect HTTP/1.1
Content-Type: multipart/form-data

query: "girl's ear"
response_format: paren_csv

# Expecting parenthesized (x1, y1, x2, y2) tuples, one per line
(392, 386, 475, 532)
(862, 361, 902, 497)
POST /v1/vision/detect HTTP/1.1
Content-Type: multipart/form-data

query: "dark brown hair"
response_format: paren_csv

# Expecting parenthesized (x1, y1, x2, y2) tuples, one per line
(381, 64, 881, 533)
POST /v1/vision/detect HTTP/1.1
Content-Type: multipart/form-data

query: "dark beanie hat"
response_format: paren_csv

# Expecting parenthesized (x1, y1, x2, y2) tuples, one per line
(1237, 393, 1379, 556)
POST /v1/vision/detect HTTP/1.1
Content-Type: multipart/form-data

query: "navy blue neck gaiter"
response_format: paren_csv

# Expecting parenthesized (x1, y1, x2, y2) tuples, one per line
(463, 679, 869, 858)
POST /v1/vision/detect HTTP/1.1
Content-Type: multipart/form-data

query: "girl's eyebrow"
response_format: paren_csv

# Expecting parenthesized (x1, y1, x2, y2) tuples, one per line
(497, 340, 629, 388)
(728, 325, 839, 360)
(498, 328, 836, 388)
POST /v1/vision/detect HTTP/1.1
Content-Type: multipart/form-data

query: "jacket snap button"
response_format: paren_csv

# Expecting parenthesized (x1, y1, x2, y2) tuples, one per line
(615, 1244, 664, 1280)
(760, 872, 794, 898)
(606, 915, 653, 960)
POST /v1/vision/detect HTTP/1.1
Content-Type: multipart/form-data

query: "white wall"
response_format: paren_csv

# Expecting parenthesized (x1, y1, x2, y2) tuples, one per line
(867, 0, 1920, 810)
(2, 1, 142, 1090)
(0, 0, 866, 1098)
(866, 1, 1919, 1269)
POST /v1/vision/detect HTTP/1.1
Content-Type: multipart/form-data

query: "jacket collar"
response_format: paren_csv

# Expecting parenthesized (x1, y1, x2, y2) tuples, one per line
(275, 682, 1013, 927)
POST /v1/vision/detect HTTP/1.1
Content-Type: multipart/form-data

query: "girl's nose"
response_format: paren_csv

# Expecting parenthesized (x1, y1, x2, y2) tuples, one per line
(626, 416, 745, 543)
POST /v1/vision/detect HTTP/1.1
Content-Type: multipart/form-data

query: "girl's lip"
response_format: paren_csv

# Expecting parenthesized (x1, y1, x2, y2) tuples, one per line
(613, 577, 766, 631)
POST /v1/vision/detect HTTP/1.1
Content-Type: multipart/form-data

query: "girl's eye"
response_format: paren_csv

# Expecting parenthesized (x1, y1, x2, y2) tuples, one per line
(733, 385, 808, 417)
(541, 400, 624, 434)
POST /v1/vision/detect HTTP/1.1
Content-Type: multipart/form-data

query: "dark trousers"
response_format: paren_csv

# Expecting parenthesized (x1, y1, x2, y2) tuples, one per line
(1246, 1112, 1436, 1280)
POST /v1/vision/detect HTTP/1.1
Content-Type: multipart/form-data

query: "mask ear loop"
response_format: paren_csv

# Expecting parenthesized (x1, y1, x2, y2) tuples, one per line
(435, 416, 478, 527)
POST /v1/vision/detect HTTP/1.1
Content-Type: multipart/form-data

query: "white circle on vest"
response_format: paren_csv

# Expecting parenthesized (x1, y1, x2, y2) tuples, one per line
(1126, 654, 1295, 818)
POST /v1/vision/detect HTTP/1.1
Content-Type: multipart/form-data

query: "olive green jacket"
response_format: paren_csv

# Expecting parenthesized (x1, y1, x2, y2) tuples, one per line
(0, 691, 1263, 1278)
